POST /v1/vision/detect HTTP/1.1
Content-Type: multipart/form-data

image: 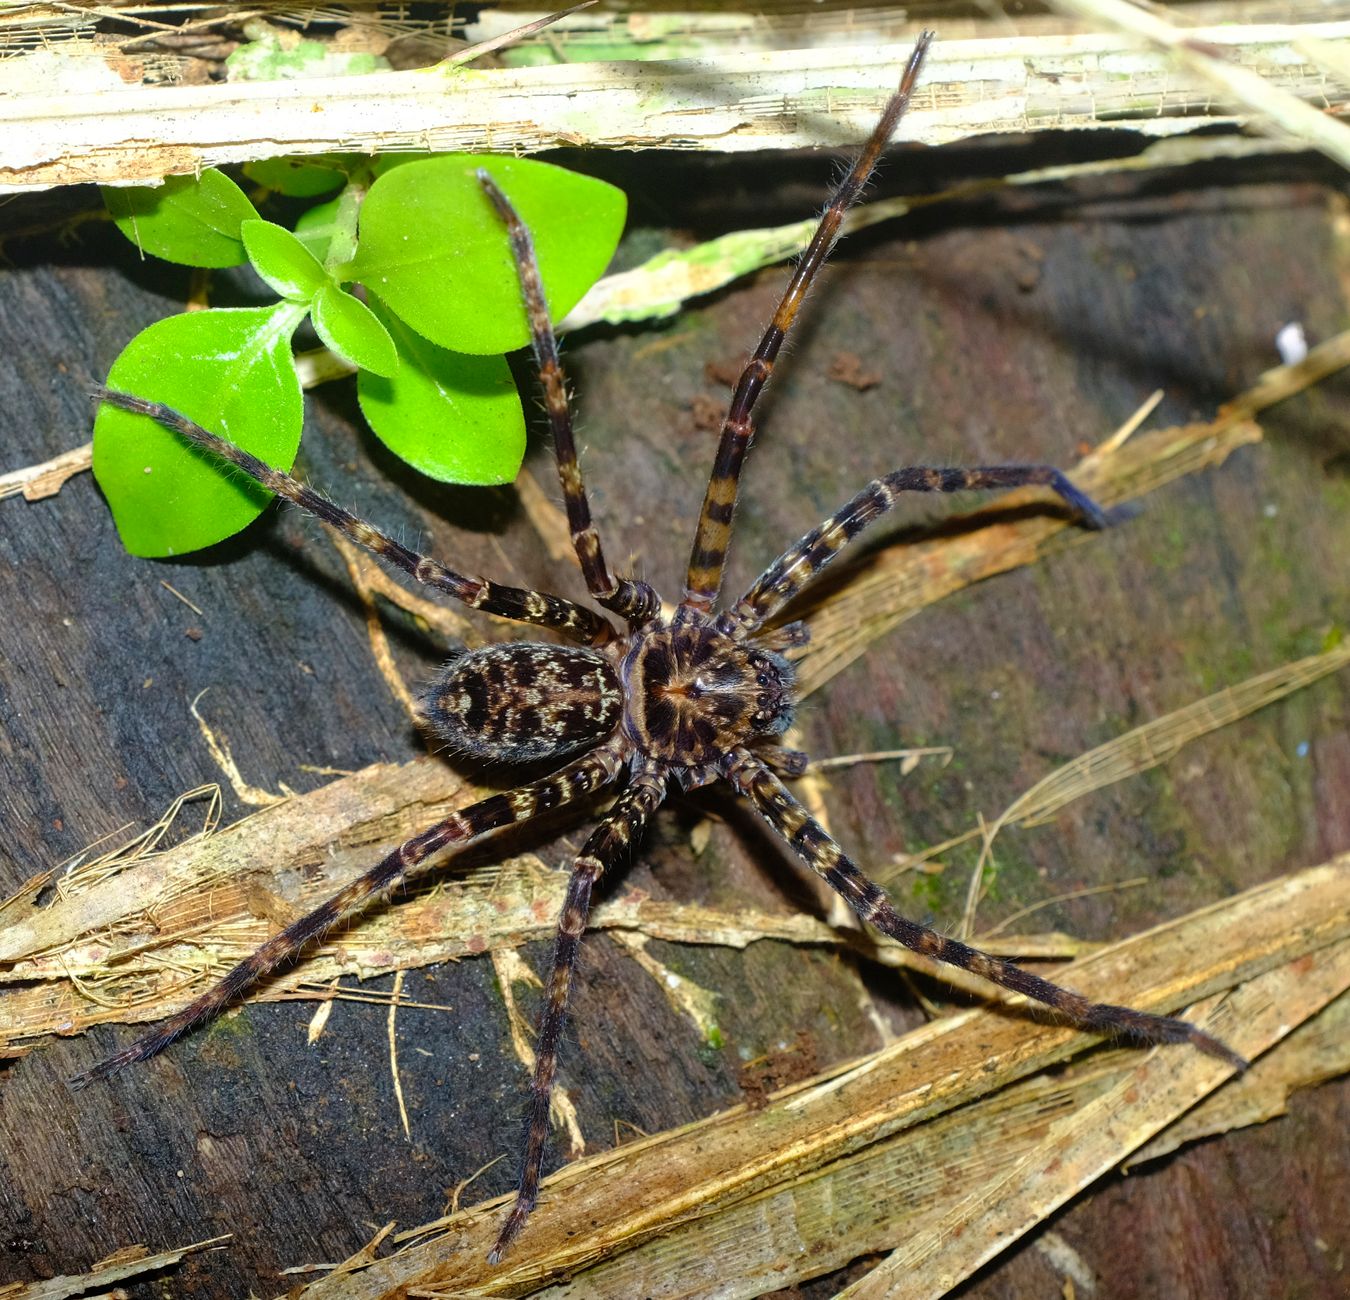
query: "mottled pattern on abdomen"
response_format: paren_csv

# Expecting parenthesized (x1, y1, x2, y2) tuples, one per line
(421, 643, 622, 763)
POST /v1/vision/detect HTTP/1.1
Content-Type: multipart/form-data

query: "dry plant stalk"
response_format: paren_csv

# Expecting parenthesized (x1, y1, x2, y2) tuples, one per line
(0, 1233, 231, 1300)
(1005, 643, 1350, 830)
(0, 441, 93, 502)
(933, 634, 1350, 933)
(1127, 988, 1349, 1169)
(283, 859, 1349, 1298)
(1051, 0, 1350, 172)
(833, 946, 1350, 1300)
(3, 22, 1347, 190)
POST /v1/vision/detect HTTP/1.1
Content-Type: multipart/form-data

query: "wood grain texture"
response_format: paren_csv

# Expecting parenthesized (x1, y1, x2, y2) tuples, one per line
(1, 137, 1348, 1298)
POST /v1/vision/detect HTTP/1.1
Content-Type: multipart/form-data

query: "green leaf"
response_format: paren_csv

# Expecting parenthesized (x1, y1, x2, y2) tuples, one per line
(102, 171, 260, 268)
(345, 156, 625, 354)
(294, 197, 341, 264)
(311, 283, 398, 377)
(227, 33, 390, 82)
(94, 303, 308, 557)
(357, 293, 525, 485)
(242, 219, 328, 301)
(244, 155, 352, 198)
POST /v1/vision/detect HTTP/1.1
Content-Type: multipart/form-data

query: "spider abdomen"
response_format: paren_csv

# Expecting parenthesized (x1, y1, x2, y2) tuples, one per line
(421, 643, 622, 764)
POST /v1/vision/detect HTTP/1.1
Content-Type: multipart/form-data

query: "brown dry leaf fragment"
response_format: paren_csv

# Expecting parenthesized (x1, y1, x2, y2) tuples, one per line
(827, 351, 883, 390)
(686, 392, 725, 433)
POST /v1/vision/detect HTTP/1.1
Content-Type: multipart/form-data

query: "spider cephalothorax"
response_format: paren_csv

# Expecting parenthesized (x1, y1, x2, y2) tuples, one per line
(622, 619, 796, 769)
(78, 33, 1243, 1267)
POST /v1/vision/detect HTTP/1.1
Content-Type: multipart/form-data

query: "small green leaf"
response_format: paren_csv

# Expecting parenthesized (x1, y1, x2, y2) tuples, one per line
(242, 219, 329, 302)
(94, 303, 308, 557)
(244, 155, 352, 198)
(102, 171, 260, 268)
(311, 284, 398, 377)
(357, 293, 525, 485)
(294, 197, 341, 264)
(346, 156, 625, 354)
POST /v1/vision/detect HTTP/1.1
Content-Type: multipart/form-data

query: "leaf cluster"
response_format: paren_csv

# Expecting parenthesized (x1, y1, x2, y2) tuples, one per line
(95, 153, 625, 556)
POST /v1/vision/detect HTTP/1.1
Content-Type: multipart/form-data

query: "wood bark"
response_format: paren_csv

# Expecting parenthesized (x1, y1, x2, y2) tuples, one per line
(0, 132, 1347, 1297)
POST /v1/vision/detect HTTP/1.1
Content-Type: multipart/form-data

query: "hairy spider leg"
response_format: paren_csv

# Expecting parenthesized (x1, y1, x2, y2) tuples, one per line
(93, 389, 616, 647)
(71, 746, 625, 1089)
(677, 33, 934, 619)
(490, 765, 667, 1263)
(724, 750, 1248, 1071)
(478, 173, 661, 629)
(719, 464, 1108, 638)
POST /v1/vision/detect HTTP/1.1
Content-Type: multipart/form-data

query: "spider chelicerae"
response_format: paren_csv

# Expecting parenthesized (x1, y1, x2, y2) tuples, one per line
(78, 33, 1244, 1264)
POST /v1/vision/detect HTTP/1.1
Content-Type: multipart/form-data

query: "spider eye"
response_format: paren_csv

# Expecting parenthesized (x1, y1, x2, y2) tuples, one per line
(756, 671, 771, 687)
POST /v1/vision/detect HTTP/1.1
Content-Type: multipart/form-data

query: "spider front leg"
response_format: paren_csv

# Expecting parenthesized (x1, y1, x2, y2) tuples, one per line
(678, 35, 933, 620)
(478, 174, 660, 629)
(491, 766, 667, 1264)
(724, 750, 1247, 1071)
(720, 464, 1110, 637)
(94, 390, 616, 646)
(70, 746, 623, 1088)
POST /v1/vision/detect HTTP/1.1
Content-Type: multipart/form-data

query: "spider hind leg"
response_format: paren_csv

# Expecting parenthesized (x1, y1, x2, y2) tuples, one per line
(70, 748, 624, 1089)
(490, 766, 667, 1263)
(725, 749, 1248, 1072)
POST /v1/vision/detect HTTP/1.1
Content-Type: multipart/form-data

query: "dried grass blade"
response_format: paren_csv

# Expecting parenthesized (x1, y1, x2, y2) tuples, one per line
(1003, 640, 1350, 831)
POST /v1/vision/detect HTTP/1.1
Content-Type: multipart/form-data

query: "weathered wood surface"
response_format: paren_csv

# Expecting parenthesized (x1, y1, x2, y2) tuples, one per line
(1, 134, 1347, 1297)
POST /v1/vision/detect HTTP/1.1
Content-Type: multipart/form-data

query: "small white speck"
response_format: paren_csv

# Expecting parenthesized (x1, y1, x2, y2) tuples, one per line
(664, 972, 679, 989)
(1276, 321, 1307, 366)
(1263, 503, 1278, 518)
(1297, 741, 1310, 758)
(143, 465, 152, 474)
(990, 689, 1001, 700)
